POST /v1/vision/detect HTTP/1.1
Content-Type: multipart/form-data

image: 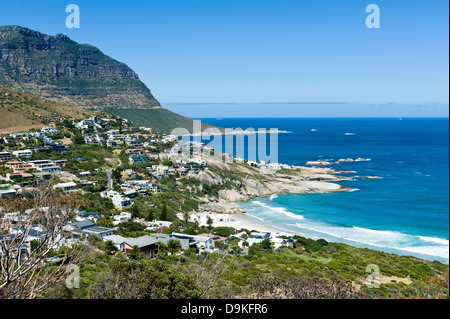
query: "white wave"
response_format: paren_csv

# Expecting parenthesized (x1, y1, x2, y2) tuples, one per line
(345, 133, 356, 135)
(418, 236, 449, 245)
(290, 223, 449, 259)
(349, 188, 360, 192)
(252, 201, 304, 220)
(400, 246, 449, 259)
(269, 194, 278, 201)
(246, 200, 449, 260)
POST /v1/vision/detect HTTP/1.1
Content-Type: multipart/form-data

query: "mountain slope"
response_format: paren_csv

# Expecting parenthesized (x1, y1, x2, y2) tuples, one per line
(0, 25, 160, 110)
(106, 108, 222, 135)
(0, 85, 95, 133)
(0, 25, 223, 134)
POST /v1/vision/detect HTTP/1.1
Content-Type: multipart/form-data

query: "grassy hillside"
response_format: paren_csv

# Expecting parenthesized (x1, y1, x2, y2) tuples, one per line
(0, 86, 95, 133)
(105, 108, 223, 134)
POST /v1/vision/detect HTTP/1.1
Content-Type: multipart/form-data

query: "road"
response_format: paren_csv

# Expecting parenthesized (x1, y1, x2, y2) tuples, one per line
(106, 169, 112, 191)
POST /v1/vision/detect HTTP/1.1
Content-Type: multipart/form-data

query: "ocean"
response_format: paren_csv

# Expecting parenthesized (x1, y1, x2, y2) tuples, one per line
(197, 117, 449, 263)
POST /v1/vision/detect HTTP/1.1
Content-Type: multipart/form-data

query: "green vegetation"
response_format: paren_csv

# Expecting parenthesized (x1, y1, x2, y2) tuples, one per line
(42, 236, 448, 299)
(105, 108, 222, 135)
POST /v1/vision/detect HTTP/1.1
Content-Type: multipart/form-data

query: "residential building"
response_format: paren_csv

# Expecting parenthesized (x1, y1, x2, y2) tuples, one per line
(12, 150, 33, 158)
(0, 184, 17, 197)
(197, 233, 229, 245)
(53, 182, 79, 193)
(112, 195, 132, 209)
(41, 127, 60, 136)
(3, 161, 33, 172)
(0, 152, 12, 161)
(83, 227, 115, 239)
(148, 233, 190, 250)
(171, 233, 214, 251)
(119, 235, 159, 258)
(113, 212, 132, 224)
(249, 232, 271, 239)
(129, 155, 148, 165)
(156, 165, 169, 176)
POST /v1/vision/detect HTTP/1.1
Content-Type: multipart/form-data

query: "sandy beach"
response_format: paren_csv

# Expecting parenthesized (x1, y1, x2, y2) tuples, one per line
(188, 211, 295, 236)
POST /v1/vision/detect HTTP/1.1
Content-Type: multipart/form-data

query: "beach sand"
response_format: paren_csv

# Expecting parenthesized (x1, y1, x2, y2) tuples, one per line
(188, 211, 294, 236)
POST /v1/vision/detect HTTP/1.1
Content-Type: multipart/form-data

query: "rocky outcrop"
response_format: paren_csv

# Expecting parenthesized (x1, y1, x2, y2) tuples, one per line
(0, 25, 160, 110)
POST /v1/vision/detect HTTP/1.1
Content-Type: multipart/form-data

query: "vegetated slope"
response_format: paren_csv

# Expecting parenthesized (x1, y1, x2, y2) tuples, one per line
(0, 86, 94, 133)
(0, 25, 160, 110)
(105, 108, 223, 135)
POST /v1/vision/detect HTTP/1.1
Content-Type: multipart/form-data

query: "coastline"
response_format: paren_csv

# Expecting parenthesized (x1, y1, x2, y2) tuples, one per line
(185, 158, 449, 264)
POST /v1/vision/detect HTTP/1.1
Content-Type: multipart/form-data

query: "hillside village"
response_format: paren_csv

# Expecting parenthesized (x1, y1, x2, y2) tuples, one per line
(0, 109, 305, 261)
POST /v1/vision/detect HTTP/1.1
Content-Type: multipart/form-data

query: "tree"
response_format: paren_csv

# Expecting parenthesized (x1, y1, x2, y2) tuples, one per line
(147, 209, 154, 222)
(183, 211, 190, 227)
(88, 258, 200, 299)
(128, 245, 143, 260)
(213, 226, 235, 237)
(71, 134, 85, 145)
(103, 240, 118, 255)
(229, 244, 241, 254)
(193, 220, 200, 230)
(182, 227, 197, 235)
(167, 240, 181, 254)
(98, 217, 113, 228)
(0, 191, 86, 299)
(170, 220, 179, 230)
(160, 203, 168, 221)
(117, 220, 146, 233)
(206, 217, 213, 232)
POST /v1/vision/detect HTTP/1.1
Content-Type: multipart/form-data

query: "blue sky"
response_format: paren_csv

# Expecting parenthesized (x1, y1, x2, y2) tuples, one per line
(0, 0, 448, 117)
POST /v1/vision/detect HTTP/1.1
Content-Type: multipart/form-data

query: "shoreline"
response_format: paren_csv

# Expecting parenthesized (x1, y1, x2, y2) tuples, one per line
(187, 165, 450, 264)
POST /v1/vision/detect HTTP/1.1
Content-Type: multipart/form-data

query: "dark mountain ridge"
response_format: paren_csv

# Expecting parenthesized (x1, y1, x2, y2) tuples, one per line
(0, 25, 160, 110)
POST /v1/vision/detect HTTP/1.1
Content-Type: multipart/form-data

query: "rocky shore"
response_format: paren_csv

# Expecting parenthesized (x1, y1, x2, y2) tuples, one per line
(194, 158, 355, 215)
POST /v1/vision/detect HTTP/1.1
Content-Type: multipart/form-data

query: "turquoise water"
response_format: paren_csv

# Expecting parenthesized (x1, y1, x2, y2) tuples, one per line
(198, 118, 449, 263)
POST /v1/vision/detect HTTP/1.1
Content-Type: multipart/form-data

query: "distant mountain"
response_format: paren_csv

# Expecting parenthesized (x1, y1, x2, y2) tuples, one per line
(0, 25, 223, 134)
(105, 108, 222, 135)
(0, 25, 160, 110)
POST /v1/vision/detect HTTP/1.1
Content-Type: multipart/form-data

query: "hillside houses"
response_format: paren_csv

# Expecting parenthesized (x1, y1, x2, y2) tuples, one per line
(129, 154, 148, 165)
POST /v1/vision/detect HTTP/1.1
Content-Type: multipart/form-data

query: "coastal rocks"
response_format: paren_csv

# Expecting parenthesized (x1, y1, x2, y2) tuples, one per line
(363, 175, 382, 180)
(336, 158, 355, 163)
(307, 174, 351, 181)
(296, 181, 343, 191)
(306, 161, 333, 166)
(218, 189, 247, 202)
(197, 171, 222, 186)
(335, 158, 371, 164)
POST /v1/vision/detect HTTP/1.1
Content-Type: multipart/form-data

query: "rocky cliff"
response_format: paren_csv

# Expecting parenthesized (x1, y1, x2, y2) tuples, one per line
(0, 25, 161, 110)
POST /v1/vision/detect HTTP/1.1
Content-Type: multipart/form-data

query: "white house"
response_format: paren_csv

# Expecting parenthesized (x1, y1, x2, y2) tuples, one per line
(113, 212, 132, 225)
(112, 195, 132, 209)
(53, 182, 78, 193)
(41, 127, 60, 136)
(12, 150, 33, 158)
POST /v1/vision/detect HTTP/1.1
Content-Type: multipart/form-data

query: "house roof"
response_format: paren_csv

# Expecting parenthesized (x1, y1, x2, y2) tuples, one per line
(124, 235, 158, 248)
(155, 226, 169, 233)
(5, 161, 23, 165)
(197, 233, 228, 241)
(69, 220, 95, 229)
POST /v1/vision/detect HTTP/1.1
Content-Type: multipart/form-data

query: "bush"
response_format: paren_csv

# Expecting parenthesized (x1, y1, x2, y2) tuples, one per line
(213, 227, 235, 237)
